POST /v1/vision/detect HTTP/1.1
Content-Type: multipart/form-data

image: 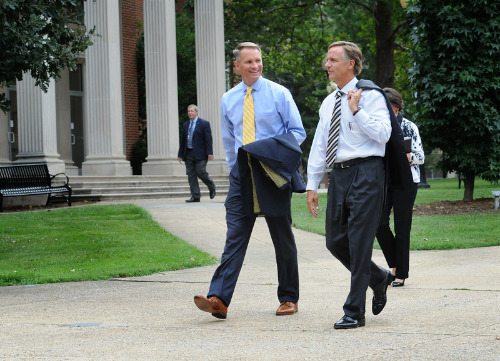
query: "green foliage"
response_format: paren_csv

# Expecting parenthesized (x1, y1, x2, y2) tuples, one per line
(0, 204, 217, 286)
(224, 0, 332, 160)
(130, 137, 147, 175)
(0, 0, 95, 112)
(408, 0, 500, 188)
(133, 21, 147, 174)
(136, 21, 146, 121)
(222, 0, 412, 162)
(176, 6, 197, 129)
(414, 177, 498, 204)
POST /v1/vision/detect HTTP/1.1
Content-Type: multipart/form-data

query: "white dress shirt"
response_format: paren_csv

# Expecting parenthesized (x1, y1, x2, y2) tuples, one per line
(306, 77, 391, 191)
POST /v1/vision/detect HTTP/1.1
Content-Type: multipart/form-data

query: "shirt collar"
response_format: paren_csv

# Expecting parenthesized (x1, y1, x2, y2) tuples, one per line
(243, 76, 263, 93)
(338, 77, 358, 95)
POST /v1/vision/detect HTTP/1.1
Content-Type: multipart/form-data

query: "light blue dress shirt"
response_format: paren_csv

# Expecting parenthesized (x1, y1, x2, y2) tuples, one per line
(221, 77, 306, 172)
(187, 116, 198, 149)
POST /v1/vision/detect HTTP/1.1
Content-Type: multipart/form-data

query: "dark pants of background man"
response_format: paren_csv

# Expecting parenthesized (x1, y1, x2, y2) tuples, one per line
(185, 149, 215, 200)
(207, 166, 299, 307)
(376, 183, 418, 279)
(325, 157, 388, 320)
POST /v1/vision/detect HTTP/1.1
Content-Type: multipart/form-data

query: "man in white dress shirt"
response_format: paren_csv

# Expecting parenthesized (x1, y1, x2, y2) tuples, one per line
(306, 41, 395, 329)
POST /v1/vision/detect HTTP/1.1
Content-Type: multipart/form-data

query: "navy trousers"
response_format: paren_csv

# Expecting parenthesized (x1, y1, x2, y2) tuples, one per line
(325, 157, 388, 319)
(376, 183, 418, 279)
(207, 167, 299, 307)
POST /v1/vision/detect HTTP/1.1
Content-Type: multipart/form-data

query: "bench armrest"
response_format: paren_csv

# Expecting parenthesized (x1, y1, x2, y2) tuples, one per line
(50, 172, 70, 187)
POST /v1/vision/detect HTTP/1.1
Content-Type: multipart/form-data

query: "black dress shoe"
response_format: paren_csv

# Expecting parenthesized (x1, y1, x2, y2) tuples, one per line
(392, 279, 405, 287)
(209, 188, 216, 199)
(185, 197, 200, 203)
(334, 315, 366, 329)
(372, 270, 395, 315)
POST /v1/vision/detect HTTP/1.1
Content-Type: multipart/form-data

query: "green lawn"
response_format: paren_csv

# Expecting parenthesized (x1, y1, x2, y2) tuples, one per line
(0, 204, 217, 286)
(291, 178, 499, 249)
(414, 177, 498, 204)
(1, 177, 497, 287)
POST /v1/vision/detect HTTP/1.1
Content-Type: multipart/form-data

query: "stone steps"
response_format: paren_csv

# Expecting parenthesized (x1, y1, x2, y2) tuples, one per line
(68, 175, 229, 201)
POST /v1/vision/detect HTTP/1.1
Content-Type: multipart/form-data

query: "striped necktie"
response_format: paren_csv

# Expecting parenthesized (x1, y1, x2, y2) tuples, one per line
(326, 91, 343, 167)
(243, 87, 255, 145)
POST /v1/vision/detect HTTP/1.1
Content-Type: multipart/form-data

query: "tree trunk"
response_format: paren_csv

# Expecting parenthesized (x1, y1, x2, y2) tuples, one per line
(463, 172, 475, 201)
(374, 0, 395, 88)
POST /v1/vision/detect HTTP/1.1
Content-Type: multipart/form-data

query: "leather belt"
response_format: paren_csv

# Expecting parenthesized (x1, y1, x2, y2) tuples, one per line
(333, 156, 381, 169)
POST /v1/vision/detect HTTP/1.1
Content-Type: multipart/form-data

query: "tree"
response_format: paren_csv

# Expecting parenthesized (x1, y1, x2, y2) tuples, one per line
(0, 0, 95, 113)
(175, 6, 197, 129)
(223, 0, 333, 160)
(223, 0, 412, 162)
(408, 0, 500, 201)
(340, 0, 410, 89)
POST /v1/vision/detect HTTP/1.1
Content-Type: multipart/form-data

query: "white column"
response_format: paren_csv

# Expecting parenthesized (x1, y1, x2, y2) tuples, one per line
(82, 0, 131, 176)
(0, 87, 10, 165)
(194, 0, 227, 175)
(15, 74, 65, 174)
(142, 0, 182, 176)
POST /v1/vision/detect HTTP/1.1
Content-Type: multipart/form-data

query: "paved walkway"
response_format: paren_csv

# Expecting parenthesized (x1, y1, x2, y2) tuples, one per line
(1, 196, 499, 360)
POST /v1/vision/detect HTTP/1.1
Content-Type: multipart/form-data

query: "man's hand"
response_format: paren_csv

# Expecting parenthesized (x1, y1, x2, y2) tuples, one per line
(208, 155, 214, 161)
(347, 88, 363, 113)
(307, 190, 320, 218)
(177, 157, 182, 163)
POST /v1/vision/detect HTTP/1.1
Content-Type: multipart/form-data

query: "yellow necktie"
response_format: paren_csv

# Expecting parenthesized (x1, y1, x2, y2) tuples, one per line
(243, 87, 255, 145)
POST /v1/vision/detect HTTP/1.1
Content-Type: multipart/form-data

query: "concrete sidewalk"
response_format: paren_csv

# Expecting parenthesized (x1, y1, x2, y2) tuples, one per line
(1, 196, 499, 360)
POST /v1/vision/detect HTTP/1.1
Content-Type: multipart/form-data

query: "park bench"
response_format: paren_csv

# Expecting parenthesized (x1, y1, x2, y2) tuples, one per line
(0, 163, 72, 212)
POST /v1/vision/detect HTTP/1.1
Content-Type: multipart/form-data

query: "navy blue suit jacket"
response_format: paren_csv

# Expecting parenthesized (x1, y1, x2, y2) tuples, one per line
(356, 80, 414, 205)
(237, 133, 305, 217)
(178, 117, 213, 161)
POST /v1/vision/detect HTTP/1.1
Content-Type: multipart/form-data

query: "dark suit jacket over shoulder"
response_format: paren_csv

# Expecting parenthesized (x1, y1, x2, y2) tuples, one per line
(356, 79, 414, 192)
(237, 133, 305, 217)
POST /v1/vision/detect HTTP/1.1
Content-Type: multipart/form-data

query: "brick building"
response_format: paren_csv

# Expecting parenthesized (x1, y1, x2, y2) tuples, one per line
(0, 0, 226, 177)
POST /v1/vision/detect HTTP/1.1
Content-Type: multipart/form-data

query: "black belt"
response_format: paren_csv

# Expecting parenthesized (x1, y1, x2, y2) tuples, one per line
(333, 156, 381, 169)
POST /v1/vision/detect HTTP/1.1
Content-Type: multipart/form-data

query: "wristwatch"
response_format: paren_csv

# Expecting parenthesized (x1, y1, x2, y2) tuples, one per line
(352, 107, 362, 116)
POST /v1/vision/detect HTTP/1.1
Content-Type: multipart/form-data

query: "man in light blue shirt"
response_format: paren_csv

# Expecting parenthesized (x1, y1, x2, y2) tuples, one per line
(194, 42, 306, 319)
(220, 71, 306, 172)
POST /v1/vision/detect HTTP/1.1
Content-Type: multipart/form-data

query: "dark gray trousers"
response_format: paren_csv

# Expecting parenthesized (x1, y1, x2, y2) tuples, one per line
(325, 157, 388, 319)
(184, 149, 215, 199)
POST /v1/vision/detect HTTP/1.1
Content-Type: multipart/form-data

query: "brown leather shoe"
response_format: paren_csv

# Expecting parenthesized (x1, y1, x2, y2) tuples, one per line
(193, 295, 227, 319)
(276, 301, 298, 316)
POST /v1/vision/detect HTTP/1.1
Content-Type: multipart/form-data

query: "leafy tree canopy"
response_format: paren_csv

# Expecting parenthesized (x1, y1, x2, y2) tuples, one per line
(0, 0, 95, 113)
(408, 0, 500, 200)
(222, 0, 410, 160)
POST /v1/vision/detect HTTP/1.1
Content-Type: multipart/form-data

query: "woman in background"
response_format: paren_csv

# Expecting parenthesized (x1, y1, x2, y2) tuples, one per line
(376, 88, 425, 287)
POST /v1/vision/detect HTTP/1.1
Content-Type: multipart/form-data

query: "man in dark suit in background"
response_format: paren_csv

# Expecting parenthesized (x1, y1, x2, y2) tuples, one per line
(178, 104, 216, 203)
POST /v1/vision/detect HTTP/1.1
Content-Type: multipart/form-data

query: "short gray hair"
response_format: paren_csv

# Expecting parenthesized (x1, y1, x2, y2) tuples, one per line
(187, 104, 198, 112)
(233, 42, 261, 61)
(328, 41, 363, 76)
